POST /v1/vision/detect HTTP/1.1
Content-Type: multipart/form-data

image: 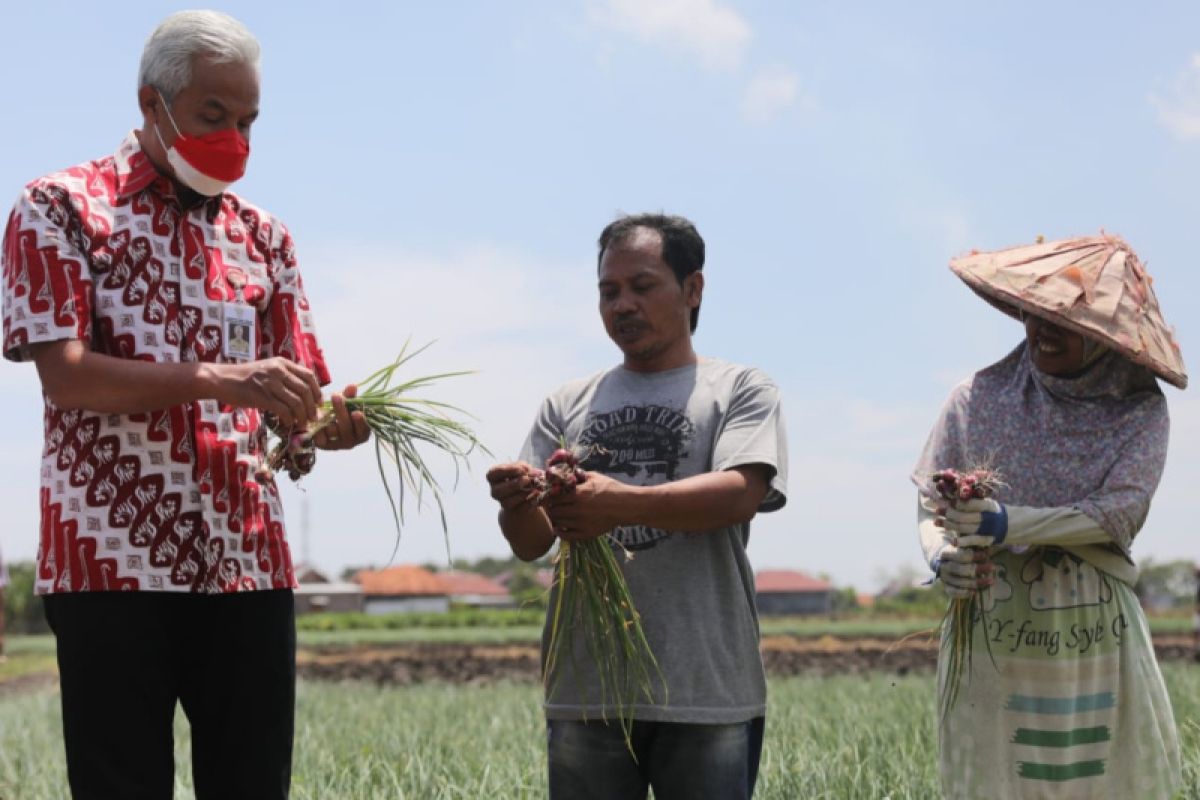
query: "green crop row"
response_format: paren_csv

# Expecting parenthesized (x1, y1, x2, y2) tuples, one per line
(3, 666, 1197, 798)
(295, 607, 547, 632)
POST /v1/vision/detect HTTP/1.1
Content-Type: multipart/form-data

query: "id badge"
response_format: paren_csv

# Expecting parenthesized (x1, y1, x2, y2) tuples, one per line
(222, 302, 256, 361)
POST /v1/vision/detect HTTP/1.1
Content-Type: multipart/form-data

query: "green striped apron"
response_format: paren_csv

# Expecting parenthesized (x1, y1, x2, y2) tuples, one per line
(938, 547, 1182, 799)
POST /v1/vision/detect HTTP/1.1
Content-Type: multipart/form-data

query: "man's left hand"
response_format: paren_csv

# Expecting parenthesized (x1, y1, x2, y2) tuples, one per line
(544, 471, 627, 541)
(312, 384, 371, 450)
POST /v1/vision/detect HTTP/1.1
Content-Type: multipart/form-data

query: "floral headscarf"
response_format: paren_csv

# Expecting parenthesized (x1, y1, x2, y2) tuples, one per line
(912, 343, 1168, 555)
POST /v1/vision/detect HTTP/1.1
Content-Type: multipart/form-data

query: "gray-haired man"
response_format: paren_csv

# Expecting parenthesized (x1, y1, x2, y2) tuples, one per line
(1, 11, 368, 799)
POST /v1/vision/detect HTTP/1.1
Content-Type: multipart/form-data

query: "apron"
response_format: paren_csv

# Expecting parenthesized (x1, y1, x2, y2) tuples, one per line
(938, 547, 1182, 799)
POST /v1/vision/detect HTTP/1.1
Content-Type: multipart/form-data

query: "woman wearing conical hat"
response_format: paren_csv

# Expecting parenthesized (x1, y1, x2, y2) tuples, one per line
(912, 234, 1185, 799)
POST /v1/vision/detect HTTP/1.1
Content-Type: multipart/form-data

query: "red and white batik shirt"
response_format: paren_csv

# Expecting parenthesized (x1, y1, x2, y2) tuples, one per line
(1, 133, 330, 595)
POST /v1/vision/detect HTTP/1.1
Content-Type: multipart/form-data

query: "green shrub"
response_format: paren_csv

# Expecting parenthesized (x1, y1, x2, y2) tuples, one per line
(295, 607, 546, 633)
(3, 562, 48, 636)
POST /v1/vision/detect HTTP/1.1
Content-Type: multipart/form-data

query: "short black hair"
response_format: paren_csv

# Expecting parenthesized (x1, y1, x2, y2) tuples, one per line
(597, 213, 705, 332)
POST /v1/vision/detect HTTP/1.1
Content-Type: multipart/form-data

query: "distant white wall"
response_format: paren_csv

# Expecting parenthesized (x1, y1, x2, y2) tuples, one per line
(364, 596, 450, 615)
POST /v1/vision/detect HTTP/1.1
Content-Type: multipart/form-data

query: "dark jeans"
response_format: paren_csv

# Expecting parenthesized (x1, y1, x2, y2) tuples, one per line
(547, 717, 766, 800)
(43, 589, 296, 800)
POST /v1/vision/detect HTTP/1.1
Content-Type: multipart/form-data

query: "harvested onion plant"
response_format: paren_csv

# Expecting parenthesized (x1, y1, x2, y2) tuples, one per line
(931, 467, 1003, 719)
(260, 342, 487, 559)
(533, 447, 663, 748)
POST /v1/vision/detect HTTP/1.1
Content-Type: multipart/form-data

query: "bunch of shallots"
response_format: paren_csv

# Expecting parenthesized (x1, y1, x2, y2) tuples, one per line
(530, 449, 588, 502)
(255, 342, 487, 562)
(931, 467, 996, 504)
(534, 446, 662, 751)
(931, 466, 1002, 718)
(257, 413, 316, 483)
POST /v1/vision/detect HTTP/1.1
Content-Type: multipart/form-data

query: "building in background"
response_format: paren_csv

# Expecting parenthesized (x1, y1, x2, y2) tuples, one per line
(293, 564, 364, 615)
(437, 570, 513, 608)
(356, 565, 451, 614)
(755, 570, 835, 616)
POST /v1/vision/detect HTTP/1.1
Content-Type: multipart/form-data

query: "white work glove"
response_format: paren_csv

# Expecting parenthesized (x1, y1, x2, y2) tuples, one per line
(918, 496, 996, 599)
(940, 499, 1114, 549)
(938, 497, 1008, 546)
(931, 542, 996, 599)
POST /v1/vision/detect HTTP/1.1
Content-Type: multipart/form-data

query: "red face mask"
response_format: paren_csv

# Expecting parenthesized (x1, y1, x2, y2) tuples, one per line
(154, 91, 250, 196)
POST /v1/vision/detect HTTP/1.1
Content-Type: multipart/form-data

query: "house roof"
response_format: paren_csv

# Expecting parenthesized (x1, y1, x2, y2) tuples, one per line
(438, 570, 509, 597)
(755, 570, 834, 593)
(354, 565, 447, 597)
(293, 563, 333, 584)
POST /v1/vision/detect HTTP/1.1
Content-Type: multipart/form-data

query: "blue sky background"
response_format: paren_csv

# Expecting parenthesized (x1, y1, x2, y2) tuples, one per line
(1, 1, 1197, 590)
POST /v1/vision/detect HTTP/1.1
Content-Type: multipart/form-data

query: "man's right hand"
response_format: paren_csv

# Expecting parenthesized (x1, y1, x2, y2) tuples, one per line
(206, 358, 322, 429)
(489, 461, 556, 560)
(486, 462, 540, 512)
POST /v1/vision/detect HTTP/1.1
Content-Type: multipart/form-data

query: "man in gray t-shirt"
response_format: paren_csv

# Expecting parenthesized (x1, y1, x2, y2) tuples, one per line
(487, 213, 787, 800)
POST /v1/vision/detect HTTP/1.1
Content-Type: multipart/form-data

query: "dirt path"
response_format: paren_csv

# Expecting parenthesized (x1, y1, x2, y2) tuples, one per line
(0, 672, 58, 697)
(295, 634, 1199, 686)
(5, 634, 1193, 690)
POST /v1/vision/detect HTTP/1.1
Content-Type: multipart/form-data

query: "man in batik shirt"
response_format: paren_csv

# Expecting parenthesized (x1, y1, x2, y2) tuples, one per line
(1, 11, 368, 799)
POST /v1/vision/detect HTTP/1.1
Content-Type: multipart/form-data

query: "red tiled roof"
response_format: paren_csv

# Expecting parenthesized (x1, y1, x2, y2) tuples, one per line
(354, 565, 447, 596)
(438, 570, 510, 597)
(755, 570, 834, 593)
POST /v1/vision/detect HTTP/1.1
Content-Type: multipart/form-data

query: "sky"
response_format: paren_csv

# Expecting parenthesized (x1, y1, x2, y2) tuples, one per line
(1, 1, 1198, 592)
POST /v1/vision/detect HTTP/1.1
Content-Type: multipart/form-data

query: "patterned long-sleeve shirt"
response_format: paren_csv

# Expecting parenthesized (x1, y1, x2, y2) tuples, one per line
(2, 132, 330, 594)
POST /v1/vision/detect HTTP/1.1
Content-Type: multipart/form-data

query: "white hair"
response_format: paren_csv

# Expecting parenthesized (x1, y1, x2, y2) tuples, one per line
(138, 10, 260, 100)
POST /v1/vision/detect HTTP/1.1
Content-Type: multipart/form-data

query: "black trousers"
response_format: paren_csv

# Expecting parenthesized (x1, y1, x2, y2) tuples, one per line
(43, 589, 296, 800)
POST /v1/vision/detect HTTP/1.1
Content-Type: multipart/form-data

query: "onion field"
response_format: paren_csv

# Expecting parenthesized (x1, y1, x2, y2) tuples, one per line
(2, 665, 1197, 798)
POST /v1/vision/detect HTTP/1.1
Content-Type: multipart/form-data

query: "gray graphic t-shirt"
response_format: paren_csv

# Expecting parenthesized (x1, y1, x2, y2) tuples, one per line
(520, 357, 788, 723)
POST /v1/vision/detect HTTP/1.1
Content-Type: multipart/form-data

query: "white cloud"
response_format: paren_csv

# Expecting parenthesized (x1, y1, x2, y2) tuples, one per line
(590, 0, 752, 70)
(741, 67, 803, 124)
(751, 450, 928, 591)
(1151, 53, 1200, 141)
(748, 387, 936, 591)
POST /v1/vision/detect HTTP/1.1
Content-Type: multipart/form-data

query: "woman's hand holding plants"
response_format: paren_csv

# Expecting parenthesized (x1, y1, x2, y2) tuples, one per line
(929, 468, 1005, 599)
(928, 467, 1006, 716)
(939, 497, 1009, 544)
(934, 543, 995, 599)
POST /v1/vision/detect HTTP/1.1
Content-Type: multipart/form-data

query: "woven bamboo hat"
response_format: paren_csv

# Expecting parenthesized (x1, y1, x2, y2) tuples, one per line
(949, 233, 1187, 389)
